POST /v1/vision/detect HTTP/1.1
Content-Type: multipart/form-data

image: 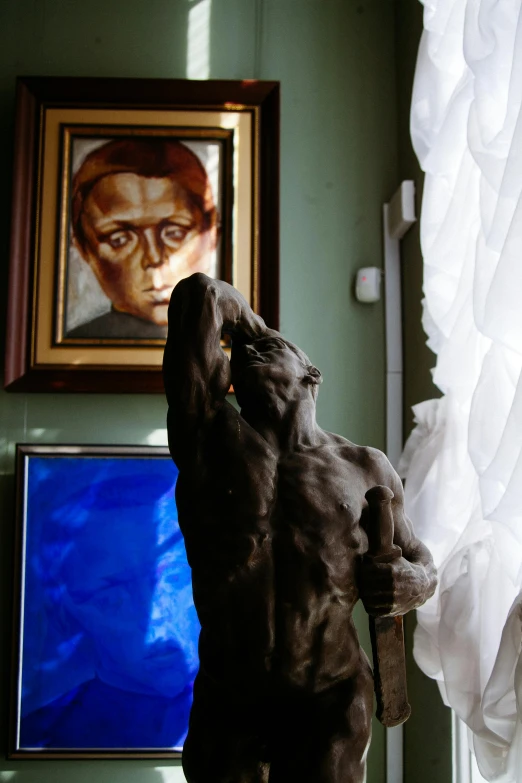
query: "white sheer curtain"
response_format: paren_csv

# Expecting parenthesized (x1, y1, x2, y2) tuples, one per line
(399, 1, 522, 780)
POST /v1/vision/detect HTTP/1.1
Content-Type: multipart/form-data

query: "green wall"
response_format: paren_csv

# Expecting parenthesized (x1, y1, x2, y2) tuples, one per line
(0, 1, 406, 781)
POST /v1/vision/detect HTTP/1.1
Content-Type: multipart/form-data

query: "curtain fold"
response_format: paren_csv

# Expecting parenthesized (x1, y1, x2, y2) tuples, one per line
(401, 0, 522, 779)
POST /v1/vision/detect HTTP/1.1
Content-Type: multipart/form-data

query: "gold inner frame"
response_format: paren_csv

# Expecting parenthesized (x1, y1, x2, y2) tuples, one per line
(33, 107, 255, 370)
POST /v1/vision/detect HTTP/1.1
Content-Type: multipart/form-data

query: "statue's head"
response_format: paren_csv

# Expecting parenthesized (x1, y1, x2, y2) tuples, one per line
(231, 332, 322, 413)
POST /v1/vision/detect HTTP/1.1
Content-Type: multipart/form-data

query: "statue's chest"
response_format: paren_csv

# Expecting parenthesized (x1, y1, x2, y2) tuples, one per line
(275, 451, 366, 551)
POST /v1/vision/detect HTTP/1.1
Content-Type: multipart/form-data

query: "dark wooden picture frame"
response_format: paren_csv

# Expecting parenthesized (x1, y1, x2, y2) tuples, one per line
(4, 77, 280, 393)
(10, 443, 199, 759)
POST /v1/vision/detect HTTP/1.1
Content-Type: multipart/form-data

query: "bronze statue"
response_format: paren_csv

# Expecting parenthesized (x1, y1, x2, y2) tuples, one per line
(164, 273, 436, 783)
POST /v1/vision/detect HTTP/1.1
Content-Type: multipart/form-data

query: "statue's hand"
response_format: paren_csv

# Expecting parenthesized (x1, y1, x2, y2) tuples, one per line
(358, 556, 433, 617)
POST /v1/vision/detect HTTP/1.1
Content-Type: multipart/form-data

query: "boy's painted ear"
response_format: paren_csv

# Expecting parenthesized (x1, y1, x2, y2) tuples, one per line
(305, 365, 323, 385)
(72, 232, 89, 261)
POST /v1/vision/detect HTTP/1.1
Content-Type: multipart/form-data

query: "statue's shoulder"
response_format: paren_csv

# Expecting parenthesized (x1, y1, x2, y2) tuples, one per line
(325, 435, 394, 477)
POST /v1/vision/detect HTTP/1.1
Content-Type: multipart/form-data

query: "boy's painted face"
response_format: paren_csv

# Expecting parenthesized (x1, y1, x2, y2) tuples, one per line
(79, 172, 217, 325)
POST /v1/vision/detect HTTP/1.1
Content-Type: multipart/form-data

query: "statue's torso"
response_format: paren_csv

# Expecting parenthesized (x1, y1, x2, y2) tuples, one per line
(176, 404, 377, 693)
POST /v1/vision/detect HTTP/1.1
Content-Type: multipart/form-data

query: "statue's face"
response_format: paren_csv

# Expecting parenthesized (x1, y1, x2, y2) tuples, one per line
(78, 172, 217, 326)
(232, 334, 308, 406)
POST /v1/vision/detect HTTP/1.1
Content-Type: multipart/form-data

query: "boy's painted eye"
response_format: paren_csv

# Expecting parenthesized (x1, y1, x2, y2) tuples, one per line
(105, 231, 132, 249)
(161, 224, 191, 247)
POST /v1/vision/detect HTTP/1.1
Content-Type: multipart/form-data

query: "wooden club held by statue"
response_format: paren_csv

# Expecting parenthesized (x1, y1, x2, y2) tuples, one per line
(365, 485, 411, 727)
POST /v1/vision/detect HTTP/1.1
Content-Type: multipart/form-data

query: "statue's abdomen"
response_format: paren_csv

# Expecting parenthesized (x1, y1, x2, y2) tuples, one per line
(270, 457, 364, 692)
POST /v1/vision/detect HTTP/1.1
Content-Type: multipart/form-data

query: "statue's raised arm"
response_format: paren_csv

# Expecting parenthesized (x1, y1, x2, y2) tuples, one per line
(163, 273, 266, 463)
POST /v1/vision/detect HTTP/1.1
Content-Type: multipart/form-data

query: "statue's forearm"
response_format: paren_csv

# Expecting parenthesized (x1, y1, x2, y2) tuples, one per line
(164, 273, 268, 412)
(400, 539, 437, 608)
(210, 278, 267, 344)
(405, 541, 437, 593)
(173, 274, 266, 343)
(405, 559, 437, 610)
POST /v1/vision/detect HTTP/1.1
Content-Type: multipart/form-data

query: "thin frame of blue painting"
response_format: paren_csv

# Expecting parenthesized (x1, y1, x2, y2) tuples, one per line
(9, 444, 200, 759)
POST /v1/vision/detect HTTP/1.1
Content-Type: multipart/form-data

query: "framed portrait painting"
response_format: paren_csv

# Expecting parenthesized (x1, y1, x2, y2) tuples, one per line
(10, 444, 198, 758)
(4, 77, 280, 393)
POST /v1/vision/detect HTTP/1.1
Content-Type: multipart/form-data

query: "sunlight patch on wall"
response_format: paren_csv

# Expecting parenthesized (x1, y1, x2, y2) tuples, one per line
(186, 0, 212, 80)
(155, 767, 186, 782)
(144, 428, 169, 446)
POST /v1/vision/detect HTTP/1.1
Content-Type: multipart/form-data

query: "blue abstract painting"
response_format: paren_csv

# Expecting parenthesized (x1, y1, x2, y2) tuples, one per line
(15, 449, 200, 753)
